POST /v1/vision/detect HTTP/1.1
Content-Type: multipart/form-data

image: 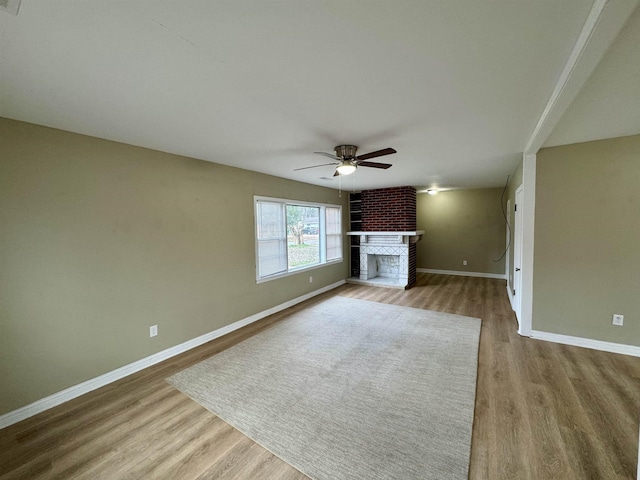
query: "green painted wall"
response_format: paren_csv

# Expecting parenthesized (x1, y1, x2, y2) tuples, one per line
(0, 118, 349, 414)
(533, 134, 640, 346)
(416, 188, 506, 275)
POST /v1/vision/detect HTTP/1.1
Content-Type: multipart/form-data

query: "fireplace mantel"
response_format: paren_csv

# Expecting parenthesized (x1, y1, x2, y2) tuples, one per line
(347, 231, 424, 244)
(347, 231, 424, 235)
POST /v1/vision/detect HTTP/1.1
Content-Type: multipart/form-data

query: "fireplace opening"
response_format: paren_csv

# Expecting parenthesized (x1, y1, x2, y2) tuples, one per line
(367, 254, 400, 280)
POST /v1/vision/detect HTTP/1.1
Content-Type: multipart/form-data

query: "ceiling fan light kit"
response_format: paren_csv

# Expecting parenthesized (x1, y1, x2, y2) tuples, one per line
(295, 145, 397, 177)
(336, 161, 357, 176)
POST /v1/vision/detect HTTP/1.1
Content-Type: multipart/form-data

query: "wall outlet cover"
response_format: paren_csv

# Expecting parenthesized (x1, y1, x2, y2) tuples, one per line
(612, 314, 624, 326)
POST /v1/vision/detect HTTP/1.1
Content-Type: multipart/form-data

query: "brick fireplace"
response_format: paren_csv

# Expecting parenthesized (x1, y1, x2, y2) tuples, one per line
(348, 186, 422, 289)
(362, 186, 417, 231)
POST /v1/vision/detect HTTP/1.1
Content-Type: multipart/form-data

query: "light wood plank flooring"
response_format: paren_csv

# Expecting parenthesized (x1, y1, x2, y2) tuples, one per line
(1, 273, 639, 479)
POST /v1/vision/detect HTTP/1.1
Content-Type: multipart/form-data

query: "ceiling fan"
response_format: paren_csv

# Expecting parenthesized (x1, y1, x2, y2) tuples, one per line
(295, 145, 396, 176)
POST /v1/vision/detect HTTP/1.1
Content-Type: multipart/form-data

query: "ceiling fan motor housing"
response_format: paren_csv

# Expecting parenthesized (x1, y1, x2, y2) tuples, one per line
(335, 145, 358, 159)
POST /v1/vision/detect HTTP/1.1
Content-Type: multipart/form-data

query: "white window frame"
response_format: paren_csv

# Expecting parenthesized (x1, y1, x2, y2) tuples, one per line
(255, 196, 343, 283)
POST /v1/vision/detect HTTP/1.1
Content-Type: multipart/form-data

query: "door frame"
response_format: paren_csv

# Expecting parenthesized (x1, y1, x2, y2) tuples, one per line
(517, 153, 537, 337)
(514, 185, 524, 331)
(505, 199, 514, 310)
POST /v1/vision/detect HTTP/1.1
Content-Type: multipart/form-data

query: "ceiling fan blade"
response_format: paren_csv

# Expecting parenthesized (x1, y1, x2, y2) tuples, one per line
(294, 162, 338, 171)
(333, 170, 341, 177)
(357, 160, 392, 169)
(355, 147, 397, 161)
(314, 152, 342, 161)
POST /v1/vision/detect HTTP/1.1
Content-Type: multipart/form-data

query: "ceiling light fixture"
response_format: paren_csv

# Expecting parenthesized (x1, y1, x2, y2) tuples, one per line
(427, 188, 439, 195)
(336, 161, 356, 175)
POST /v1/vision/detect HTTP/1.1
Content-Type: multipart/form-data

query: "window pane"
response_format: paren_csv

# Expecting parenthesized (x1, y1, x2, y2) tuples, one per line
(326, 207, 341, 261)
(257, 201, 287, 277)
(258, 239, 287, 277)
(286, 205, 320, 269)
(326, 207, 341, 234)
(326, 234, 341, 261)
(257, 202, 284, 239)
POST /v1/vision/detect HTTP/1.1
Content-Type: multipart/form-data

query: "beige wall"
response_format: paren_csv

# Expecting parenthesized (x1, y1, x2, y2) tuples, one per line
(416, 188, 506, 275)
(0, 118, 349, 414)
(533, 134, 640, 346)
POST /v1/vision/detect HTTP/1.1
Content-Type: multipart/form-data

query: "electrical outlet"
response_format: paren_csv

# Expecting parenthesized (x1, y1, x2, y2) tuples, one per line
(463, 260, 468, 266)
(309, 276, 313, 283)
(612, 314, 624, 326)
(150, 325, 158, 337)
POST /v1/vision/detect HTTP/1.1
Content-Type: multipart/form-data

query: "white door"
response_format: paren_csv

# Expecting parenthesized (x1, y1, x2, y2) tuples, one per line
(514, 185, 524, 327)
(505, 199, 511, 295)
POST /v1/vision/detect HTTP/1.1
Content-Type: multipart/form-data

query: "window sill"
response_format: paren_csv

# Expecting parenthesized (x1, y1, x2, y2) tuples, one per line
(256, 258, 344, 284)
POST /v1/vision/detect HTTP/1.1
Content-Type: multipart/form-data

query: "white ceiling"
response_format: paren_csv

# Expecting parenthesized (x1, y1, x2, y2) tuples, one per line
(1, 1, 638, 191)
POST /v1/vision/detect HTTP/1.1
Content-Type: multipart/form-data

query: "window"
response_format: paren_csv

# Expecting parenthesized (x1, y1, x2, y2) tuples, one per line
(325, 206, 342, 261)
(255, 196, 342, 281)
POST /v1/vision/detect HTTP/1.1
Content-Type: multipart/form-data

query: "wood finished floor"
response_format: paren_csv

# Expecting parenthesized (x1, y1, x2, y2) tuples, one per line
(1, 273, 639, 479)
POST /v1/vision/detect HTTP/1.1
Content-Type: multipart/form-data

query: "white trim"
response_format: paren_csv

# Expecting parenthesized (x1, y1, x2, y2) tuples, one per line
(518, 154, 536, 337)
(513, 184, 524, 325)
(254, 195, 342, 209)
(346, 231, 424, 236)
(530, 330, 640, 358)
(255, 258, 344, 284)
(417, 268, 506, 280)
(505, 198, 511, 282)
(0, 280, 346, 430)
(504, 198, 515, 311)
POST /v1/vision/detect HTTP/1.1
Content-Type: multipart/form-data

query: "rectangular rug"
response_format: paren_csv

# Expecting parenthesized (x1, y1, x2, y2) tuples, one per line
(167, 296, 481, 480)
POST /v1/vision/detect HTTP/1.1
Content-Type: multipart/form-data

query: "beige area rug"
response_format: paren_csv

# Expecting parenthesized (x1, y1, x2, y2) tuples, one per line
(167, 296, 481, 480)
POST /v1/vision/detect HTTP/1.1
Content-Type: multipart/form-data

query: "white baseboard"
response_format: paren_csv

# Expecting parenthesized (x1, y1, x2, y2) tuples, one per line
(0, 280, 346, 430)
(530, 330, 640, 358)
(417, 268, 507, 280)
